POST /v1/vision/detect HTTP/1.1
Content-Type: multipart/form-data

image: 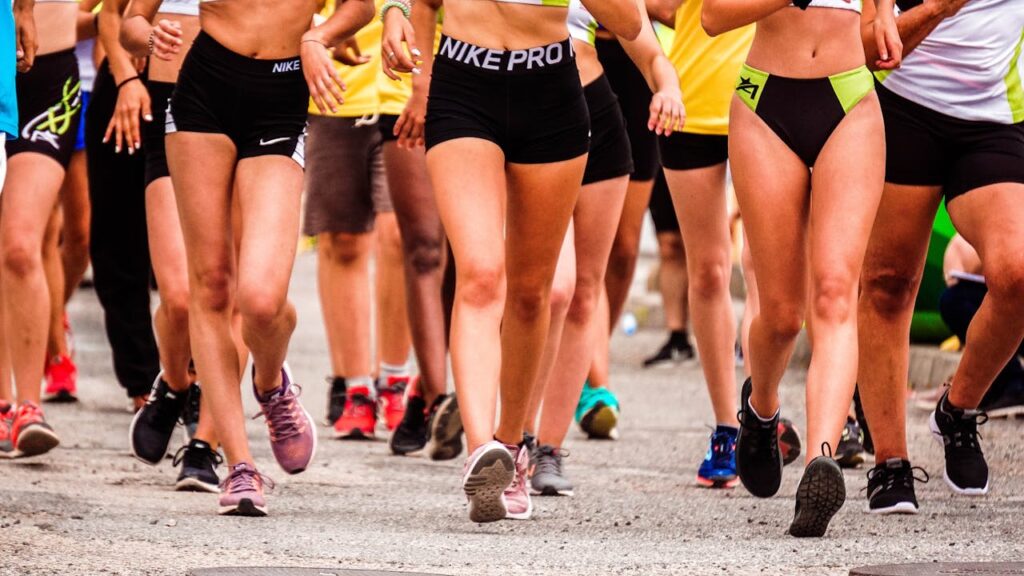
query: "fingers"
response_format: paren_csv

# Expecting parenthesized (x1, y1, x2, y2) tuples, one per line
(875, 27, 889, 62)
(325, 67, 346, 108)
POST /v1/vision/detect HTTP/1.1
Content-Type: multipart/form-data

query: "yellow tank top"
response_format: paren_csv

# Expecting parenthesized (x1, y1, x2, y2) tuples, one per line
(667, 0, 753, 135)
(309, 0, 387, 117)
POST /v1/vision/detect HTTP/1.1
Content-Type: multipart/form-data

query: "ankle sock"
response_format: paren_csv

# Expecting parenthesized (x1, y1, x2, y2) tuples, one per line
(380, 361, 411, 380)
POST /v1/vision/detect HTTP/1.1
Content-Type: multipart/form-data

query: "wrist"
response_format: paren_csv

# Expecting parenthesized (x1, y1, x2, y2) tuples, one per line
(381, 0, 412, 22)
(302, 29, 329, 47)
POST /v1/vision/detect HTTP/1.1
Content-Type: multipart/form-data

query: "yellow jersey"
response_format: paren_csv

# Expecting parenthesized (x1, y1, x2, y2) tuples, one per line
(667, 0, 753, 135)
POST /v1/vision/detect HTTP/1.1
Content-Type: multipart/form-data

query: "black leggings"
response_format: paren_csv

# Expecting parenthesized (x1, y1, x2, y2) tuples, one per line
(939, 280, 1024, 403)
(85, 61, 160, 398)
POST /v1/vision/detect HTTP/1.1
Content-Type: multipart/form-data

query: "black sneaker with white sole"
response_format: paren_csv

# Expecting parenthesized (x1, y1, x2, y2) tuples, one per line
(173, 439, 223, 493)
(789, 452, 846, 538)
(129, 375, 188, 465)
(736, 378, 783, 498)
(427, 394, 463, 461)
(325, 376, 347, 426)
(866, 458, 927, 514)
(929, 390, 989, 495)
(389, 395, 428, 455)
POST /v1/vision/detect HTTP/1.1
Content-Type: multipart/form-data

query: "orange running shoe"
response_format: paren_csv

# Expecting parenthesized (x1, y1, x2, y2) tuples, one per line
(44, 354, 78, 403)
(12, 402, 60, 457)
(333, 385, 377, 439)
(378, 375, 411, 431)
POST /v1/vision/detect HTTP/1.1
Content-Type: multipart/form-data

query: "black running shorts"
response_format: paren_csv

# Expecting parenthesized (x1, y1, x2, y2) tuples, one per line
(658, 132, 728, 171)
(582, 74, 633, 185)
(596, 37, 659, 181)
(167, 31, 308, 167)
(143, 79, 174, 187)
(7, 49, 81, 168)
(425, 35, 590, 164)
(878, 83, 1024, 202)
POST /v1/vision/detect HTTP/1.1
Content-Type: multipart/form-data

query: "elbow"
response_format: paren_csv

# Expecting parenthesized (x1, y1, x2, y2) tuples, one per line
(362, 0, 376, 26)
(620, 9, 643, 41)
(701, 10, 725, 37)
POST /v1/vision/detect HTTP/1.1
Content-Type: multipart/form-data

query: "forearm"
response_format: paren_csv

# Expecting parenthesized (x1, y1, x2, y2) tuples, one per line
(620, 6, 678, 96)
(410, 0, 437, 82)
(99, 0, 136, 83)
(12, 0, 34, 22)
(77, 11, 98, 40)
(701, 0, 789, 36)
(120, 0, 162, 57)
(305, 0, 375, 46)
(862, 0, 944, 69)
(583, 0, 642, 40)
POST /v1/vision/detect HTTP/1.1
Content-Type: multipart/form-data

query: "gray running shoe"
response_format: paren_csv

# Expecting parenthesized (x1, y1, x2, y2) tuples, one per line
(530, 444, 574, 497)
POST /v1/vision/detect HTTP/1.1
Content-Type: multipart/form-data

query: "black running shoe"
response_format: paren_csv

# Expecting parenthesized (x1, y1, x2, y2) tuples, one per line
(642, 332, 695, 368)
(835, 417, 866, 469)
(929, 390, 989, 495)
(426, 393, 463, 461)
(389, 395, 428, 455)
(182, 383, 201, 443)
(789, 451, 846, 538)
(736, 378, 783, 498)
(853, 387, 874, 455)
(129, 374, 188, 465)
(866, 458, 928, 514)
(173, 439, 223, 493)
(325, 376, 347, 426)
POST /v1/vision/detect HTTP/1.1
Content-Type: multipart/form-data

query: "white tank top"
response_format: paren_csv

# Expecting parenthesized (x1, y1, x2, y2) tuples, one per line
(159, 0, 200, 16)
(791, 0, 862, 12)
(877, 0, 1024, 124)
(566, 0, 597, 45)
(75, 38, 96, 92)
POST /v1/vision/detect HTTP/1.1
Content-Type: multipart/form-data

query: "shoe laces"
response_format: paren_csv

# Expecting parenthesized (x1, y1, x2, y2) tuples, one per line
(941, 400, 989, 453)
(534, 445, 568, 478)
(253, 384, 306, 441)
(220, 463, 275, 494)
(507, 446, 529, 492)
(708, 429, 736, 466)
(172, 443, 224, 468)
(865, 462, 929, 496)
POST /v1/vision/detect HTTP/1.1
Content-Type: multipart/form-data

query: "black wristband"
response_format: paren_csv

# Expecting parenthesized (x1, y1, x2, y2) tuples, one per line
(793, 0, 812, 9)
(116, 75, 141, 91)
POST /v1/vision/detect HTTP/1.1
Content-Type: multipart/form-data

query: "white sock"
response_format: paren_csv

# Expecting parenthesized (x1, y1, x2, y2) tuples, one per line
(379, 361, 411, 380)
(349, 375, 376, 399)
(748, 398, 779, 423)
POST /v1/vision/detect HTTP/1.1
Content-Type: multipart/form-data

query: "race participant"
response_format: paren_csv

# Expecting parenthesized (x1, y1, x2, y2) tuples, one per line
(1, 0, 81, 458)
(383, 0, 641, 522)
(703, 0, 900, 536)
(124, 0, 374, 515)
(857, 0, 1024, 511)
(527, 0, 684, 498)
(119, 0, 223, 493)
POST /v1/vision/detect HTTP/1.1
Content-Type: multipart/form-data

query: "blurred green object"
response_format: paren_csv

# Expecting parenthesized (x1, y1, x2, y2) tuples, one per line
(911, 203, 955, 343)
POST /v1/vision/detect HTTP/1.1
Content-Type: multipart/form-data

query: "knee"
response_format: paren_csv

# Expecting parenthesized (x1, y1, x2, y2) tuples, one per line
(192, 267, 233, 313)
(507, 281, 549, 323)
(985, 263, 1024, 307)
(861, 268, 920, 320)
(457, 262, 506, 310)
(1, 239, 40, 279)
(688, 256, 731, 300)
(658, 235, 685, 262)
(549, 274, 576, 319)
(407, 238, 444, 276)
(608, 238, 639, 273)
(759, 300, 804, 343)
(237, 285, 287, 328)
(320, 233, 367, 267)
(161, 287, 191, 325)
(566, 275, 601, 325)
(811, 273, 858, 325)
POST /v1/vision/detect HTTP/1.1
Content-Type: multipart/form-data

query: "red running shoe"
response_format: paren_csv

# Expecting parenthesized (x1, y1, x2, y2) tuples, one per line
(12, 402, 60, 457)
(378, 375, 411, 431)
(333, 385, 377, 439)
(0, 402, 15, 458)
(44, 354, 78, 403)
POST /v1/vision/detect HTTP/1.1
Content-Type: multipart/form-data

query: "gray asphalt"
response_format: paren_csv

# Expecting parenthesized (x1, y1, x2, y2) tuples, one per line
(2, 253, 1022, 576)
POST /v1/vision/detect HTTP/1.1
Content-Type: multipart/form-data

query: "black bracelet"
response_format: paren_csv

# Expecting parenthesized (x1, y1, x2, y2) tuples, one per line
(793, 0, 812, 9)
(116, 75, 141, 90)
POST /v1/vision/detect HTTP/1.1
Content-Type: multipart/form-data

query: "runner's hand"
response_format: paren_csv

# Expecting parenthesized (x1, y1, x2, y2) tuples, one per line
(381, 8, 420, 80)
(873, 7, 903, 70)
(151, 19, 183, 61)
(648, 90, 685, 137)
(395, 85, 427, 148)
(302, 31, 347, 114)
(334, 37, 371, 66)
(103, 79, 152, 155)
(13, 3, 36, 73)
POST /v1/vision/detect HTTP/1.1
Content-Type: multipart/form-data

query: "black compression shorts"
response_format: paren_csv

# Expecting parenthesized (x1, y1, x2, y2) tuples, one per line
(595, 37, 658, 181)
(143, 79, 174, 187)
(425, 35, 590, 164)
(659, 132, 728, 171)
(878, 83, 1024, 202)
(583, 74, 633, 185)
(7, 49, 81, 168)
(167, 31, 308, 167)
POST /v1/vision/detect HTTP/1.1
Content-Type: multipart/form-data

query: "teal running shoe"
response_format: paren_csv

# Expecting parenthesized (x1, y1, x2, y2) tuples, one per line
(575, 383, 620, 440)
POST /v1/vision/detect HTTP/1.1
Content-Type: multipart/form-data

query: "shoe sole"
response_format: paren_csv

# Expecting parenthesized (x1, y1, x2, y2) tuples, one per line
(581, 403, 618, 440)
(531, 484, 575, 497)
(218, 498, 267, 517)
(463, 448, 514, 523)
(836, 451, 864, 469)
(696, 475, 739, 489)
(427, 395, 464, 461)
(176, 477, 221, 494)
(332, 427, 375, 440)
(788, 458, 846, 538)
(15, 425, 60, 458)
(928, 411, 990, 496)
(43, 391, 78, 403)
(865, 501, 918, 515)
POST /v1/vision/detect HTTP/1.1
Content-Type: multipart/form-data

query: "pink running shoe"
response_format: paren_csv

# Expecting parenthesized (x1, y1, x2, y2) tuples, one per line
(254, 364, 317, 474)
(43, 354, 78, 403)
(504, 442, 533, 520)
(462, 440, 514, 523)
(218, 462, 273, 516)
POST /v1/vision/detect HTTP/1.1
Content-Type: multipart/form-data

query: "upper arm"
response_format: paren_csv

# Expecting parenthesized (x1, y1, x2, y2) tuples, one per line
(124, 0, 163, 21)
(582, 0, 643, 40)
(646, 0, 682, 25)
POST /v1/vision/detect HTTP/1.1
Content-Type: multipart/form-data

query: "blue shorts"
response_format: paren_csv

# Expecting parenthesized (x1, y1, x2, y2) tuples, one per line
(75, 90, 90, 152)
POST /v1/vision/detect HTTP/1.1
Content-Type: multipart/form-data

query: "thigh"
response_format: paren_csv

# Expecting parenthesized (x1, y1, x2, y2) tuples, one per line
(1, 154, 65, 248)
(167, 132, 238, 281)
(235, 155, 305, 301)
(145, 177, 189, 294)
(809, 92, 886, 281)
(728, 99, 811, 303)
(383, 142, 443, 245)
(574, 175, 630, 280)
(860, 183, 942, 294)
(505, 155, 587, 287)
(427, 138, 507, 277)
(947, 183, 1024, 275)
(664, 162, 730, 263)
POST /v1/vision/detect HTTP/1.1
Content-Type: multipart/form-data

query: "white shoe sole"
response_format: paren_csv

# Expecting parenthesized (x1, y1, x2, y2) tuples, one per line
(462, 444, 514, 523)
(865, 501, 918, 515)
(929, 411, 990, 496)
(176, 476, 221, 494)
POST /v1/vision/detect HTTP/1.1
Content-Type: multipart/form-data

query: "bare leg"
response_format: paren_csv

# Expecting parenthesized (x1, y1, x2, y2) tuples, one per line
(656, 231, 689, 333)
(317, 232, 374, 379)
(43, 205, 68, 359)
(60, 149, 91, 300)
(665, 163, 737, 426)
(740, 234, 758, 377)
(376, 212, 412, 369)
(605, 179, 654, 326)
(588, 289, 610, 388)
